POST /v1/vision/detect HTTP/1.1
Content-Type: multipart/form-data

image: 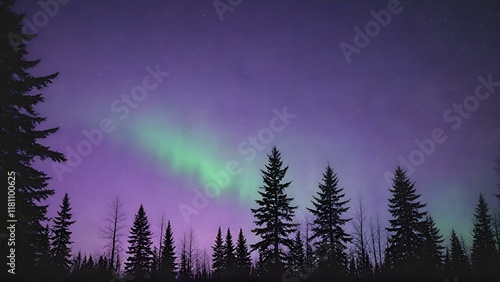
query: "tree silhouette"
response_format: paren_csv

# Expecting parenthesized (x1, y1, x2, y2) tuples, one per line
(419, 215, 444, 281)
(224, 228, 237, 280)
(385, 166, 426, 280)
(307, 164, 351, 280)
(235, 228, 251, 277)
(212, 227, 225, 280)
(352, 194, 372, 279)
(159, 220, 177, 281)
(471, 194, 497, 279)
(34, 224, 52, 279)
(125, 205, 154, 280)
(287, 230, 305, 277)
(51, 193, 76, 278)
(179, 228, 196, 281)
(0, 1, 65, 280)
(101, 196, 126, 277)
(251, 146, 298, 279)
(448, 229, 469, 280)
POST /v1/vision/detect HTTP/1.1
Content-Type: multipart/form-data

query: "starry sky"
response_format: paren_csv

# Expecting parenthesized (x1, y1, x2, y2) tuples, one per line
(15, 0, 500, 257)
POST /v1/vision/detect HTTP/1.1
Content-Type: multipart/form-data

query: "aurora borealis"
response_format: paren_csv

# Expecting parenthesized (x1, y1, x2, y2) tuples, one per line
(14, 0, 500, 256)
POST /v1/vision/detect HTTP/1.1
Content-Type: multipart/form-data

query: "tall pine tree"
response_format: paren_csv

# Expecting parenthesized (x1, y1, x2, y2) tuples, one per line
(419, 215, 444, 281)
(235, 228, 252, 277)
(385, 166, 426, 280)
(287, 230, 305, 277)
(212, 227, 225, 280)
(448, 229, 469, 280)
(307, 164, 351, 279)
(0, 1, 65, 280)
(159, 220, 177, 281)
(125, 205, 154, 280)
(471, 194, 497, 280)
(251, 146, 298, 279)
(34, 224, 52, 279)
(50, 193, 76, 278)
(224, 228, 237, 280)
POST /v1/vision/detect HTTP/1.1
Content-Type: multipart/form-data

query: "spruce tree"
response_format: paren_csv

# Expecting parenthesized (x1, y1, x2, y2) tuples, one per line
(224, 228, 237, 280)
(235, 228, 252, 276)
(0, 1, 66, 280)
(307, 164, 351, 279)
(471, 194, 497, 279)
(34, 224, 53, 279)
(51, 193, 76, 277)
(287, 230, 305, 277)
(251, 146, 298, 278)
(125, 205, 154, 279)
(419, 215, 444, 280)
(449, 229, 469, 280)
(385, 166, 427, 279)
(159, 221, 177, 281)
(212, 227, 225, 280)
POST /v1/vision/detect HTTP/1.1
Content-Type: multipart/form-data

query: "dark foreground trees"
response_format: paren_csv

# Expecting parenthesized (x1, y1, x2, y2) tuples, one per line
(385, 166, 427, 280)
(158, 220, 177, 281)
(125, 205, 154, 280)
(251, 146, 298, 280)
(308, 164, 351, 280)
(235, 229, 252, 277)
(471, 194, 497, 280)
(0, 1, 66, 280)
(51, 193, 76, 278)
(101, 196, 127, 276)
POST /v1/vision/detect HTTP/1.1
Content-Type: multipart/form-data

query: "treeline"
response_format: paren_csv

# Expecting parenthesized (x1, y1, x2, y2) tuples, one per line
(2, 1, 500, 281)
(12, 147, 500, 282)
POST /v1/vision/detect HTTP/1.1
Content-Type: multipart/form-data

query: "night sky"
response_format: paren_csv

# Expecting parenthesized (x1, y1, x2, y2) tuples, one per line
(15, 0, 500, 257)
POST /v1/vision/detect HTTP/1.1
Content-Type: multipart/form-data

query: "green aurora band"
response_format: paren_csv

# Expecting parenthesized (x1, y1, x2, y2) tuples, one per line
(130, 117, 261, 202)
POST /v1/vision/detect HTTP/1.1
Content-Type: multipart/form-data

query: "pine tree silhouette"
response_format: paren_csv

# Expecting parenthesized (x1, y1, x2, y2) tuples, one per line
(51, 193, 76, 279)
(385, 166, 426, 280)
(34, 224, 52, 279)
(235, 228, 252, 277)
(125, 205, 154, 280)
(212, 227, 225, 281)
(419, 215, 445, 281)
(471, 194, 497, 280)
(307, 164, 351, 280)
(287, 230, 305, 278)
(448, 229, 469, 281)
(159, 220, 177, 281)
(224, 228, 237, 280)
(0, 1, 66, 280)
(251, 146, 298, 280)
